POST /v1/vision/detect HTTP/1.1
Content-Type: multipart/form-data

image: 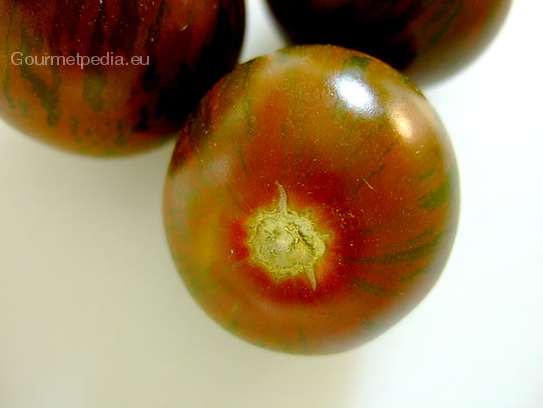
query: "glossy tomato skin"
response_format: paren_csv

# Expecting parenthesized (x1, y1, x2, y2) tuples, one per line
(163, 45, 460, 354)
(266, 0, 511, 85)
(0, 0, 245, 156)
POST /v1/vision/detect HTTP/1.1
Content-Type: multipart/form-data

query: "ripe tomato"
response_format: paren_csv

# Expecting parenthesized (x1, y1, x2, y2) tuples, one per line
(0, 0, 245, 156)
(265, 0, 512, 85)
(163, 45, 460, 354)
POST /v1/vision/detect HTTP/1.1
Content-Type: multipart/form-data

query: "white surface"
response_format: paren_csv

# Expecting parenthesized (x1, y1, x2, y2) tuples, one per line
(1, 1, 542, 407)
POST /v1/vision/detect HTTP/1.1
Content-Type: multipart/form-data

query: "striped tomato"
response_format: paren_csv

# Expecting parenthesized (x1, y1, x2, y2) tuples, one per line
(0, 0, 245, 156)
(163, 45, 460, 354)
(266, 0, 512, 84)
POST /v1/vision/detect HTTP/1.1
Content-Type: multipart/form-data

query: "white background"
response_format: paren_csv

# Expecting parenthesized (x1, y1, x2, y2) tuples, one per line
(1, 1, 542, 407)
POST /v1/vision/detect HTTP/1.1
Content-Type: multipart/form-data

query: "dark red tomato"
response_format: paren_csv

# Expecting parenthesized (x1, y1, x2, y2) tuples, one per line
(0, 0, 244, 156)
(163, 45, 460, 354)
(266, 0, 511, 85)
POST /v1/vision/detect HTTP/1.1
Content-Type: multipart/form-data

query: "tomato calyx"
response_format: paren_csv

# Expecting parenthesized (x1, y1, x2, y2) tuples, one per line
(245, 182, 327, 290)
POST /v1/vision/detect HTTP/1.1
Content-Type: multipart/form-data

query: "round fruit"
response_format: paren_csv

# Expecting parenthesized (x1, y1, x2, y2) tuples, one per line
(163, 45, 460, 354)
(266, 0, 512, 85)
(0, 0, 245, 156)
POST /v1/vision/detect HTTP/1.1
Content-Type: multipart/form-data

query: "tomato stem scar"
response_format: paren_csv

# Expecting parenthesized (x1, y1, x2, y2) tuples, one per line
(245, 182, 327, 290)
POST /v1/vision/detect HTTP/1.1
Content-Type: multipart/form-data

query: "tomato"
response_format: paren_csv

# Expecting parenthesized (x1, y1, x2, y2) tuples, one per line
(0, 0, 245, 156)
(163, 45, 460, 354)
(265, 0, 512, 85)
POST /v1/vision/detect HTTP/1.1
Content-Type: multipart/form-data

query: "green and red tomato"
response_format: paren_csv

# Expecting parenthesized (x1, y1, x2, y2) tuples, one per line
(163, 45, 460, 354)
(266, 0, 512, 84)
(0, 0, 245, 156)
